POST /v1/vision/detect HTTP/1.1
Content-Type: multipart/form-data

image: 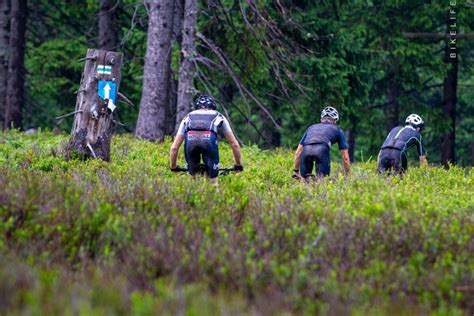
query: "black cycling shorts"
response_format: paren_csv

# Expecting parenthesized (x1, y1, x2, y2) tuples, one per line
(300, 144, 331, 178)
(184, 131, 219, 178)
(377, 148, 407, 174)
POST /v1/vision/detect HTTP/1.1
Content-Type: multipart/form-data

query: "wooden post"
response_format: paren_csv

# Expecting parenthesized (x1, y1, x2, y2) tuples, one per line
(67, 49, 123, 161)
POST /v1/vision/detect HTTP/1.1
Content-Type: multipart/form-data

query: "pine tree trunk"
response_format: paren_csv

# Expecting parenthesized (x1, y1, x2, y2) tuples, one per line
(167, 77, 178, 134)
(67, 49, 123, 161)
(441, 43, 457, 168)
(135, 0, 175, 141)
(271, 125, 281, 147)
(167, 0, 183, 135)
(175, 0, 197, 131)
(386, 77, 400, 132)
(4, 0, 26, 129)
(99, 0, 118, 51)
(0, 0, 10, 126)
(172, 0, 184, 43)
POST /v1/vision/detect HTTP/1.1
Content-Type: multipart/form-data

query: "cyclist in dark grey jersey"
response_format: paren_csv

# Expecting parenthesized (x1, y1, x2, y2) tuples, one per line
(293, 107, 351, 179)
(377, 114, 427, 174)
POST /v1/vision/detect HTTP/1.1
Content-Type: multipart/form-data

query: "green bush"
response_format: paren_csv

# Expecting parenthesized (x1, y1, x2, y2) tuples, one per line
(0, 130, 472, 314)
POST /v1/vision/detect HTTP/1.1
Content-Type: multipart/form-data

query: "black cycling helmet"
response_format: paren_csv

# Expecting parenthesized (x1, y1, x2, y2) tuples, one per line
(194, 94, 217, 110)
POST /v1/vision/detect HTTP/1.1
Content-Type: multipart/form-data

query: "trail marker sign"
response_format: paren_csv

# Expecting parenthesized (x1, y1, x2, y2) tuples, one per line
(97, 65, 112, 75)
(98, 80, 117, 112)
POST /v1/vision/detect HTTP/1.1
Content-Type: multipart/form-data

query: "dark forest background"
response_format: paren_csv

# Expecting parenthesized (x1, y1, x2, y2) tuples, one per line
(0, 0, 473, 165)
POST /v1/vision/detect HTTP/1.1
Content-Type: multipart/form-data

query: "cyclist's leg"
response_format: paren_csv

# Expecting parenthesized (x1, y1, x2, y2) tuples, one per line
(300, 146, 315, 179)
(377, 149, 392, 174)
(185, 139, 203, 176)
(315, 145, 330, 177)
(392, 149, 402, 175)
(202, 134, 219, 182)
(400, 151, 408, 173)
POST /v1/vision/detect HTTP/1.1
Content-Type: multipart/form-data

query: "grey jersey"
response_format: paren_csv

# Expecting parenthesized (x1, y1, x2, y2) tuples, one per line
(381, 125, 425, 156)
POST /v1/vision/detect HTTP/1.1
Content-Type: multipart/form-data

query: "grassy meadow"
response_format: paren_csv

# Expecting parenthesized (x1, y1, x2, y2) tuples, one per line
(0, 130, 473, 315)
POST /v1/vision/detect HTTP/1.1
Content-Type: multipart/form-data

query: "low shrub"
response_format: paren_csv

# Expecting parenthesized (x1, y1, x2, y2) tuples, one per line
(0, 130, 472, 314)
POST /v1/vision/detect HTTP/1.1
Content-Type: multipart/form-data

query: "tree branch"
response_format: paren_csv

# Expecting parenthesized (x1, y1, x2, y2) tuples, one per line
(197, 32, 281, 128)
(55, 110, 83, 120)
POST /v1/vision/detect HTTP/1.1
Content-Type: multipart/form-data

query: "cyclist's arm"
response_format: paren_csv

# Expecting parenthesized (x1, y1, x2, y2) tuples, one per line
(170, 134, 184, 169)
(417, 135, 427, 165)
(293, 144, 303, 176)
(340, 149, 351, 174)
(338, 129, 351, 174)
(224, 131, 242, 165)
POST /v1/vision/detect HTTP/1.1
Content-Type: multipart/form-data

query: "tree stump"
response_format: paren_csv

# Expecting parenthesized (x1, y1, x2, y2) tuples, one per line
(67, 49, 123, 161)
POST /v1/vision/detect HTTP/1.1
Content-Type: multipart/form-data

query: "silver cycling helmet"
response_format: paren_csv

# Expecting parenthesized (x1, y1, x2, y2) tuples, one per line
(321, 106, 339, 121)
(405, 114, 424, 130)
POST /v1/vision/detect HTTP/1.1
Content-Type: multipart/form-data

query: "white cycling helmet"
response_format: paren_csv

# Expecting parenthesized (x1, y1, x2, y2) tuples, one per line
(321, 106, 339, 121)
(405, 114, 424, 129)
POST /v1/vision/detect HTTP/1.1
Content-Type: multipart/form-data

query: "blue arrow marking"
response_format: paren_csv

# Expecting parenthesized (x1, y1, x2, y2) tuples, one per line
(98, 80, 117, 105)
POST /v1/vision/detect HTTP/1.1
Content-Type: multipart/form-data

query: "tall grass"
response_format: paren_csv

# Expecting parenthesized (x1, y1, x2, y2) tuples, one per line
(0, 130, 473, 315)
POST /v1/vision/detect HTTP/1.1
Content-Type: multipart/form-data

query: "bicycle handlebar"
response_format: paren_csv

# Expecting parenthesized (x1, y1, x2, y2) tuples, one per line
(218, 167, 236, 175)
(171, 165, 238, 175)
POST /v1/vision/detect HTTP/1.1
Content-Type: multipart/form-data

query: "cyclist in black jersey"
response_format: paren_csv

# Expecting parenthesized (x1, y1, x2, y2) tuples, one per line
(169, 95, 243, 185)
(293, 107, 351, 180)
(377, 114, 427, 174)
